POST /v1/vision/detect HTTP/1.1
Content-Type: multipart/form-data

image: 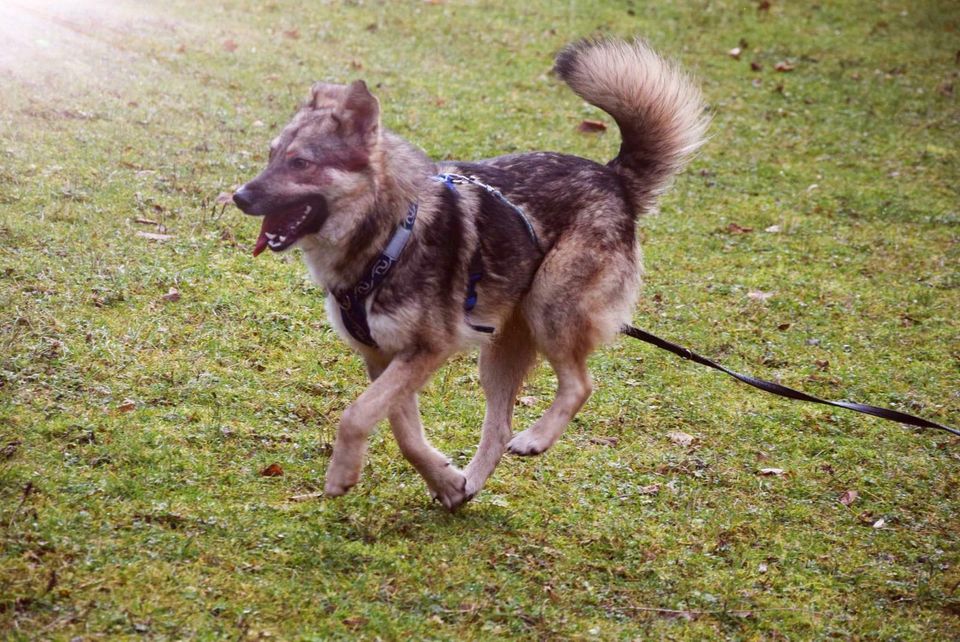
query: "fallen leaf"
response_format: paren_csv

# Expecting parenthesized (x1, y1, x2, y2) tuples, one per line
(117, 399, 136, 413)
(259, 463, 284, 477)
(2, 440, 22, 460)
(136, 231, 174, 242)
(215, 191, 235, 206)
(873, 517, 885, 529)
(161, 287, 180, 302)
(637, 483, 661, 495)
(577, 119, 607, 133)
(765, 224, 781, 233)
(750, 61, 763, 71)
(282, 28, 300, 39)
(777, 322, 792, 331)
(134, 217, 158, 225)
(343, 616, 367, 630)
(758, 467, 785, 476)
(937, 82, 954, 97)
(589, 436, 619, 447)
(839, 490, 858, 506)
(222, 39, 238, 52)
(176, 44, 187, 54)
(758, 562, 768, 573)
(725, 222, 753, 234)
(775, 61, 795, 72)
(758, 0, 771, 11)
(728, 47, 742, 60)
(747, 290, 775, 301)
(815, 359, 829, 371)
(668, 431, 694, 447)
(517, 396, 538, 407)
(289, 491, 324, 502)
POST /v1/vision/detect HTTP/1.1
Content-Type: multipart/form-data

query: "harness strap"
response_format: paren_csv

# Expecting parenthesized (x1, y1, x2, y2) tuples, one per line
(434, 173, 542, 252)
(334, 173, 538, 346)
(332, 202, 419, 347)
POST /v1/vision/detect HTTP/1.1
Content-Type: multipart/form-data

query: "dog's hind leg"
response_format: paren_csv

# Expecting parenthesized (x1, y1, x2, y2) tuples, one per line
(463, 314, 536, 499)
(507, 232, 637, 456)
(324, 349, 449, 498)
(506, 353, 592, 456)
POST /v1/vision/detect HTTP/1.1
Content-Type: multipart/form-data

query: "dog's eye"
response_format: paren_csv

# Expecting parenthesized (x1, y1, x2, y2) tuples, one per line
(289, 158, 311, 170)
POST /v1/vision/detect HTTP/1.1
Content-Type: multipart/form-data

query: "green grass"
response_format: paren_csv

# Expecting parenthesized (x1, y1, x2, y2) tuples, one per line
(1, 0, 959, 638)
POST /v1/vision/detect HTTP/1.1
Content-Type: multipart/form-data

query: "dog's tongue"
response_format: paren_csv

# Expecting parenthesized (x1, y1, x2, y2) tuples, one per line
(252, 214, 284, 257)
(253, 232, 268, 257)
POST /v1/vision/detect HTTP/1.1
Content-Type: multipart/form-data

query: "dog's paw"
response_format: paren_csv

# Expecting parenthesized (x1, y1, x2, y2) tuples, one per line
(323, 466, 360, 498)
(506, 429, 553, 457)
(427, 466, 474, 512)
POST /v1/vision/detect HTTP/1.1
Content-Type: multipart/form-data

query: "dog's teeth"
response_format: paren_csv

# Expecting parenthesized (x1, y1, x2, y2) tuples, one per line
(265, 232, 277, 240)
(278, 235, 287, 242)
(304, 205, 311, 214)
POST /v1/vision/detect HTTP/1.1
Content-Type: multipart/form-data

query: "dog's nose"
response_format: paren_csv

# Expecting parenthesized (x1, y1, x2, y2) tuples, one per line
(232, 186, 255, 213)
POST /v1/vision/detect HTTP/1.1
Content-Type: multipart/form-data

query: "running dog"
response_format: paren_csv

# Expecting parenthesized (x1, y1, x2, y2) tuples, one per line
(231, 38, 708, 510)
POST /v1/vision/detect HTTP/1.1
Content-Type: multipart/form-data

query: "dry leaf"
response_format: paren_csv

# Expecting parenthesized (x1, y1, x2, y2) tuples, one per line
(222, 39, 238, 52)
(728, 47, 742, 60)
(668, 431, 694, 447)
(517, 396, 538, 407)
(750, 61, 763, 71)
(747, 290, 775, 301)
(775, 61, 795, 72)
(758, 562, 768, 573)
(765, 224, 781, 233)
(343, 616, 367, 630)
(161, 287, 181, 302)
(725, 222, 753, 234)
(577, 119, 607, 133)
(637, 483, 661, 495)
(259, 463, 284, 477)
(757, 0, 771, 11)
(589, 436, 619, 447)
(134, 217, 158, 226)
(215, 191, 235, 206)
(136, 231, 174, 242)
(282, 28, 300, 39)
(117, 399, 136, 413)
(758, 467, 785, 476)
(289, 491, 324, 502)
(839, 490, 858, 506)
(815, 359, 829, 371)
(872, 517, 885, 529)
(777, 322, 792, 331)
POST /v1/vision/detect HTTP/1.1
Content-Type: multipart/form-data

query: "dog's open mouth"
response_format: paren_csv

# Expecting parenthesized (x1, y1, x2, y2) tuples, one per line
(252, 198, 327, 256)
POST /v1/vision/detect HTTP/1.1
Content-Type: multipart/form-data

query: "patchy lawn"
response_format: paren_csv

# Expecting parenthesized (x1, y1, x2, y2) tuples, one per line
(1, 0, 958, 638)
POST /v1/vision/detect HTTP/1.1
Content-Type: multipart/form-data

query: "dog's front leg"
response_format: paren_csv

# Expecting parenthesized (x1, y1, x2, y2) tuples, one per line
(388, 393, 470, 511)
(323, 350, 447, 498)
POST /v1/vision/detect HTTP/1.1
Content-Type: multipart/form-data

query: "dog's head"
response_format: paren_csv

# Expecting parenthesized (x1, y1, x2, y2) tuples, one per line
(233, 80, 380, 255)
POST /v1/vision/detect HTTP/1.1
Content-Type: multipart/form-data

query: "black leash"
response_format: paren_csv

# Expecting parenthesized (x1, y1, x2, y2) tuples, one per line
(622, 325, 959, 437)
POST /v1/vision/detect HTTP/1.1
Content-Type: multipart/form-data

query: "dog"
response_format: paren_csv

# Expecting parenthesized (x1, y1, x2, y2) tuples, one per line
(231, 38, 708, 511)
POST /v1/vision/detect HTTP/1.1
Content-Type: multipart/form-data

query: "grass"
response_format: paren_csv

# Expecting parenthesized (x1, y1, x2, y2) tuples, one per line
(1, 0, 958, 638)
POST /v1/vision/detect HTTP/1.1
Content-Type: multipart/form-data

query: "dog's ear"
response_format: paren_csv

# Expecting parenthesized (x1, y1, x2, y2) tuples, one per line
(337, 80, 380, 139)
(307, 82, 340, 109)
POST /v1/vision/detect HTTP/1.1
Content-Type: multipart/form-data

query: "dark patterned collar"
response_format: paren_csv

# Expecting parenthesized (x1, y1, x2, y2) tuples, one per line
(331, 201, 418, 347)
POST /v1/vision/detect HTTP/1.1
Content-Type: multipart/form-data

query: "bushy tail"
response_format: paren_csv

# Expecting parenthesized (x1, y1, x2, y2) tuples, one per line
(555, 38, 709, 215)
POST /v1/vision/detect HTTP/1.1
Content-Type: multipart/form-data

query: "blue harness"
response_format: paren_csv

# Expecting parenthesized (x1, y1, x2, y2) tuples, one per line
(332, 173, 541, 348)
